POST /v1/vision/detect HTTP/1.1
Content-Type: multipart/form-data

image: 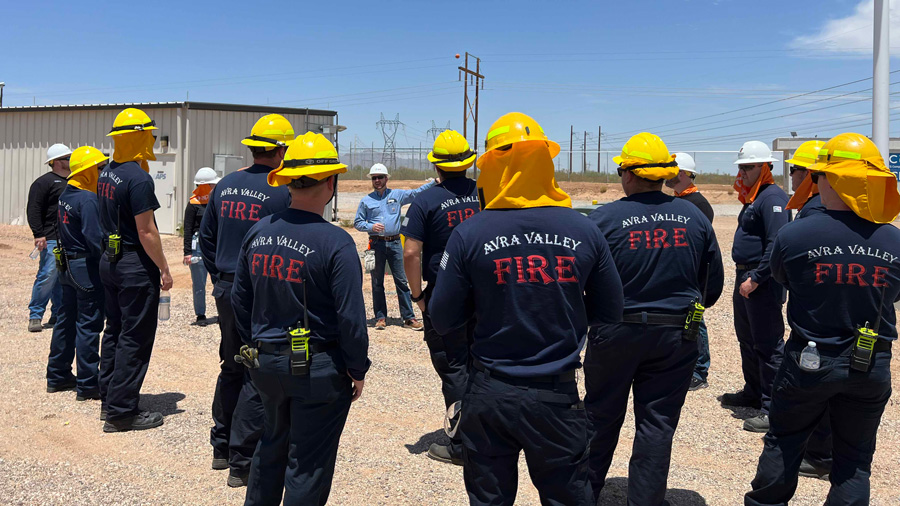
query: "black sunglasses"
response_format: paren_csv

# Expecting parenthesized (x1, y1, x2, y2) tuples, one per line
(616, 167, 628, 177)
(810, 172, 825, 184)
(789, 166, 806, 176)
(738, 164, 761, 173)
(371, 175, 386, 181)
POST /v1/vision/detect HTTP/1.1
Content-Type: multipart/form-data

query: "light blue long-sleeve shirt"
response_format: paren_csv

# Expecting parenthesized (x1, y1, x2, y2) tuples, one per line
(354, 181, 436, 237)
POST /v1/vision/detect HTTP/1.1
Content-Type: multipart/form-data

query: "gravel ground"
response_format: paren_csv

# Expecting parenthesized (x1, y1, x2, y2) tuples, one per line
(0, 216, 897, 505)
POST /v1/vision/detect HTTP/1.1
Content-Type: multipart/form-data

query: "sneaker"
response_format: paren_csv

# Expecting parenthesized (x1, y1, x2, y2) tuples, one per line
(743, 414, 769, 433)
(76, 391, 101, 401)
(404, 319, 424, 331)
(689, 377, 708, 391)
(47, 380, 77, 393)
(103, 411, 164, 433)
(721, 390, 762, 409)
(427, 443, 464, 466)
(227, 472, 249, 488)
(375, 319, 386, 330)
(798, 458, 831, 480)
(28, 319, 42, 332)
(211, 456, 229, 471)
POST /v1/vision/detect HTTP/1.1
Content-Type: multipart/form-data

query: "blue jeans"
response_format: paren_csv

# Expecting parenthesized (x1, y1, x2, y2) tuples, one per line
(370, 239, 414, 321)
(46, 257, 103, 395)
(189, 250, 208, 317)
(693, 318, 710, 381)
(29, 239, 62, 320)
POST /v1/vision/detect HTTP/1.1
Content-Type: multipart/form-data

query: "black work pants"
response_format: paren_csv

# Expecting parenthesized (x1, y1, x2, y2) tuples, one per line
(733, 270, 785, 415)
(746, 340, 891, 506)
(210, 280, 264, 474)
(804, 413, 833, 472)
(584, 323, 698, 506)
(99, 252, 159, 421)
(244, 350, 352, 506)
(460, 368, 591, 506)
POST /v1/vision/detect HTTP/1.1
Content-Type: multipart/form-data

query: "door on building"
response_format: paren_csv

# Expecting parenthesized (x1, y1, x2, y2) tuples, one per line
(148, 154, 177, 234)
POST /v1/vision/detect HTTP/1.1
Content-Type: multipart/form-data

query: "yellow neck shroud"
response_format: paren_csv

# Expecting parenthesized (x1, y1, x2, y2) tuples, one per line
(113, 131, 156, 172)
(476, 141, 571, 210)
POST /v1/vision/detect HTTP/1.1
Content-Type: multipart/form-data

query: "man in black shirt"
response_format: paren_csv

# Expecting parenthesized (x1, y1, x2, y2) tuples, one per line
(26, 143, 71, 332)
(665, 152, 715, 391)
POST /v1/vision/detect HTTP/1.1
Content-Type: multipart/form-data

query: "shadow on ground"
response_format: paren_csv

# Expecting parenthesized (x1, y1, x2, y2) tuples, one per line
(140, 392, 186, 416)
(404, 429, 447, 455)
(598, 477, 707, 505)
(716, 395, 759, 421)
(367, 317, 409, 328)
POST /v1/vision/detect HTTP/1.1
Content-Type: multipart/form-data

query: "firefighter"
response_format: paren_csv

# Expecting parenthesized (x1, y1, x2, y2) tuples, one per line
(401, 129, 479, 465)
(46, 146, 107, 400)
(199, 114, 293, 487)
(745, 133, 900, 505)
(587, 134, 724, 505)
(430, 112, 624, 505)
(98, 108, 172, 432)
(233, 132, 369, 505)
(723, 140, 789, 433)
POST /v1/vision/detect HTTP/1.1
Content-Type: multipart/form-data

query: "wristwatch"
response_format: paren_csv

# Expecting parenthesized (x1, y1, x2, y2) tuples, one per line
(411, 291, 426, 303)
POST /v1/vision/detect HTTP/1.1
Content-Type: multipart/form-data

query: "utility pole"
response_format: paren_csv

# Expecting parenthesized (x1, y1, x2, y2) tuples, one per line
(376, 113, 401, 170)
(569, 125, 574, 180)
(873, 0, 890, 161)
(583, 131, 588, 174)
(459, 52, 484, 177)
(597, 126, 602, 175)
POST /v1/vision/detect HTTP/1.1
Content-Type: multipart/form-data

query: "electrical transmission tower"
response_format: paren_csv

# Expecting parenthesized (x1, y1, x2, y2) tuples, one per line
(376, 113, 401, 169)
(427, 120, 452, 143)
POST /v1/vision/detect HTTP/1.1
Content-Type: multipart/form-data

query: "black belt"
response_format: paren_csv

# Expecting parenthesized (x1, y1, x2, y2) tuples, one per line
(258, 340, 339, 355)
(218, 272, 235, 282)
(622, 312, 685, 327)
(372, 235, 400, 242)
(472, 360, 576, 385)
(66, 252, 91, 260)
(736, 263, 759, 270)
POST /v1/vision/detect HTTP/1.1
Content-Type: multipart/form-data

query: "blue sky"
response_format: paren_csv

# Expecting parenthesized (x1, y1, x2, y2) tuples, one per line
(2, 0, 898, 172)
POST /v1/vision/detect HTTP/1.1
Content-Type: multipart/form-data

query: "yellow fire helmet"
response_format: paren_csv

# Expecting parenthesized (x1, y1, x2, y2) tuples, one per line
(613, 132, 679, 181)
(785, 139, 826, 168)
(242, 114, 296, 149)
(427, 130, 476, 171)
(107, 108, 157, 136)
(808, 132, 900, 223)
(480, 112, 561, 160)
(69, 146, 108, 177)
(268, 132, 347, 187)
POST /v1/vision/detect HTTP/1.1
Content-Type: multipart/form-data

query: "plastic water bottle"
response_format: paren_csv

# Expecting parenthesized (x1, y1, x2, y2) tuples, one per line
(799, 341, 820, 371)
(29, 247, 40, 260)
(190, 255, 201, 264)
(159, 290, 171, 321)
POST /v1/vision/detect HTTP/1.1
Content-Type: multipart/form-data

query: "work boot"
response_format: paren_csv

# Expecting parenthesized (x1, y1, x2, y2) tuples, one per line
(375, 319, 386, 330)
(28, 319, 42, 332)
(211, 454, 228, 471)
(404, 319, 424, 331)
(798, 458, 830, 480)
(103, 411, 164, 433)
(720, 390, 761, 409)
(47, 380, 77, 393)
(743, 414, 769, 433)
(190, 314, 207, 326)
(427, 443, 464, 466)
(76, 391, 101, 401)
(43, 316, 57, 329)
(227, 471, 249, 488)
(689, 377, 708, 391)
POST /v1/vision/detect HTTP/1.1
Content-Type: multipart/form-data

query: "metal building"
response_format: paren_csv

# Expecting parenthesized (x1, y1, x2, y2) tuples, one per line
(0, 102, 338, 234)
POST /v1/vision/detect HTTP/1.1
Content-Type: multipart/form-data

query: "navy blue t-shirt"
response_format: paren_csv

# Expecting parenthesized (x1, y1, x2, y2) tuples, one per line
(733, 183, 789, 284)
(199, 164, 291, 278)
(232, 208, 370, 380)
(590, 192, 724, 314)
(98, 161, 160, 250)
(796, 193, 825, 219)
(401, 177, 480, 285)
(57, 185, 104, 258)
(771, 210, 900, 350)
(430, 206, 624, 377)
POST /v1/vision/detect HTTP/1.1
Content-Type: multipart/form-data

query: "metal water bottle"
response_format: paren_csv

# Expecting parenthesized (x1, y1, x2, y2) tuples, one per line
(159, 290, 171, 321)
(799, 341, 820, 371)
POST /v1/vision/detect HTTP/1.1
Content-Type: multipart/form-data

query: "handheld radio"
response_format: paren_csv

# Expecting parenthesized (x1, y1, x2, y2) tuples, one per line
(288, 276, 312, 376)
(683, 264, 710, 341)
(850, 286, 887, 372)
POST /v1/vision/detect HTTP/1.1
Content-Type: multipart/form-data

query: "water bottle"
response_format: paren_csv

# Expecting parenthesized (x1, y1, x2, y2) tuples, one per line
(159, 290, 171, 321)
(799, 341, 820, 371)
(190, 255, 201, 264)
(29, 247, 40, 260)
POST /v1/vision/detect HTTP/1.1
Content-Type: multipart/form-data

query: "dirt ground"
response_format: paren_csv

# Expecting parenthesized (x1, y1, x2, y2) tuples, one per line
(0, 214, 898, 505)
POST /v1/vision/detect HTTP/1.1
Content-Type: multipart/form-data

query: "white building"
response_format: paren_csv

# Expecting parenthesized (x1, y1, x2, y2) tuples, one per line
(0, 102, 338, 233)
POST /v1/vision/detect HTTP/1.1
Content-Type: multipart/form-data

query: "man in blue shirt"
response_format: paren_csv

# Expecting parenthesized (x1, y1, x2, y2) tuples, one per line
(401, 129, 479, 466)
(199, 114, 293, 487)
(354, 163, 434, 330)
(745, 133, 900, 506)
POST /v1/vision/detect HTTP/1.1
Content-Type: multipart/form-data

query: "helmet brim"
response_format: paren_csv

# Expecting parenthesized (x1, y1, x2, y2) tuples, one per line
(733, 157, 778, 165)
(268, 164, 348, 187)
(428, 151, 477, 170)
(241, 138, 293, 148)
(107, 125, 158, 137)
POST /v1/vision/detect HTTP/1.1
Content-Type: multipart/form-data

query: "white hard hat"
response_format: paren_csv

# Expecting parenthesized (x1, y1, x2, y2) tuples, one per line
(733, 140, 778, 165)
(673, 152, 697, 173)
(194, 167, 221, 185)
(45, 143, 73, 165)
(368, 163, 389, 177)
